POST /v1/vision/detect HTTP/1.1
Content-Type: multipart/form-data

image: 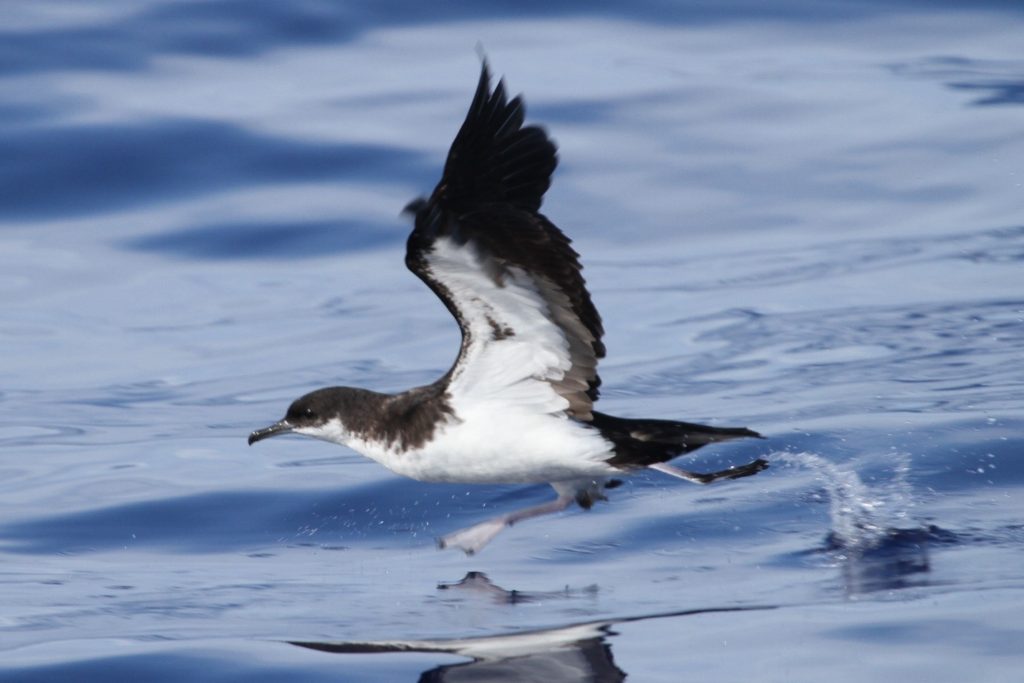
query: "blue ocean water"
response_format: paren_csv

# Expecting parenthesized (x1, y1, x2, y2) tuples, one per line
(2, 1, 1023, 680)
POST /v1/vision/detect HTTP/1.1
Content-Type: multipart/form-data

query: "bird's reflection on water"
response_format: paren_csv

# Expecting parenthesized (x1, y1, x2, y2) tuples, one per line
(290, 573, 773, 682)
(288, 520, 961, 680)
(435, 570, 598, 605)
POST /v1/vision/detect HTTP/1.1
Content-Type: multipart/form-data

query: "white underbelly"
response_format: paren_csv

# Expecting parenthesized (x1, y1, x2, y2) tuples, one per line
(352, 409, 617, 484)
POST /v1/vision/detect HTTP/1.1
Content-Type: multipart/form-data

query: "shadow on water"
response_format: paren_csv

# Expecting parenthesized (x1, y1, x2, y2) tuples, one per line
(779, 452, 958, 595)
(0, 479, 555, 555)
(821, 526, 959, 595)
(949, 80, 1024, 106)
(291, 572, 774, 683)
(11, 0, 1015, 78)
(0, 653, 349, 683)
(0, 119, 426, 221)
(888, 56, 1024, 107)
(0, 488, 327, 554)
(123, 218, 400, 260)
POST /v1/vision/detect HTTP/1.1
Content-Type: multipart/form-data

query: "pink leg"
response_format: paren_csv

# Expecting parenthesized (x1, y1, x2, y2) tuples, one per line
(438, 492, 575, 555)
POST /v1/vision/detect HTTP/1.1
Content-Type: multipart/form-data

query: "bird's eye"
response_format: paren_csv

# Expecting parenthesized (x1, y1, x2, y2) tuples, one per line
(303, 407, 316, 419)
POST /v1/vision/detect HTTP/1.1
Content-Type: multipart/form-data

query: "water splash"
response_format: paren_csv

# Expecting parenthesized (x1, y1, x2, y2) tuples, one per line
(778, 451, 954, 595)
(778, 451, 915, 551)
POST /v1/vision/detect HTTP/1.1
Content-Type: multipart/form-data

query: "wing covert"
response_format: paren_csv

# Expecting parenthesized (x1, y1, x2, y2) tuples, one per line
(405, 62, 604, 420)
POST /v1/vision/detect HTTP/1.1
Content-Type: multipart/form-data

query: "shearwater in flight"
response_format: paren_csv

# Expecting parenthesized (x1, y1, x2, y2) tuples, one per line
(249, 63, 768, 554)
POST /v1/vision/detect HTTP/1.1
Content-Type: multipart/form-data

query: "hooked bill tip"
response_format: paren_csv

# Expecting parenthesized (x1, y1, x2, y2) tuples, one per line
(248, 420, 291, 446)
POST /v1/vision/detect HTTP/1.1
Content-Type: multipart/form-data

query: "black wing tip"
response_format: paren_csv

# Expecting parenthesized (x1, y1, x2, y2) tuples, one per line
(474, 42, 489, 75)
(471, 56, 493, 112)
(434, 59, 557, 213)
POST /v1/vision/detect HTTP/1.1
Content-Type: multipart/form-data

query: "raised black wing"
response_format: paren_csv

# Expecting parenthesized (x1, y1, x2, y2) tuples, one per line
(405, 62, 605, 420)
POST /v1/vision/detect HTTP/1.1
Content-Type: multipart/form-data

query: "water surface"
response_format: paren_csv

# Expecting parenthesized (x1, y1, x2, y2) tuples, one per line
(2, 1, 1023, 680)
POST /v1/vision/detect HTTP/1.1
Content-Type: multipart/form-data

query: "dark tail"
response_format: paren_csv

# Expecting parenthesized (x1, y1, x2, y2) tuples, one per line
(591, 411, 763, 469)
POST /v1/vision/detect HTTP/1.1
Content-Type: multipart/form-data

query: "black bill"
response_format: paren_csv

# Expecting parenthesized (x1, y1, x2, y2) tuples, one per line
(248, 420, 293, 445)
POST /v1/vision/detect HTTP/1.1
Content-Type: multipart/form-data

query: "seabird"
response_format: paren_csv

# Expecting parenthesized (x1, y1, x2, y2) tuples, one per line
(249, 63, 768, 554)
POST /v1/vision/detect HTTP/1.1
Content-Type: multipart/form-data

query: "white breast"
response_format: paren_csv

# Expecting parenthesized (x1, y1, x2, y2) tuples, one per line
(346, 408, 617, 484)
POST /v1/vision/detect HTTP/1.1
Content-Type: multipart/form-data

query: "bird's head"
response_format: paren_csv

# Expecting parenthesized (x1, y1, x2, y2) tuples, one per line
(248, 387, 356, 446)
